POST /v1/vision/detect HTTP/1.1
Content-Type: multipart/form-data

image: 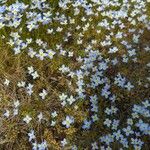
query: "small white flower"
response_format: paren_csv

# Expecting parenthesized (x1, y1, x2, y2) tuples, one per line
(61, 138, 67, 147)
(37, 112, 43, 122)
(51, 111, 58, 118)
(104, 118, 112, 127)
(56, 27, 63, 32)
(28, 130, 36, 142)
(68, 52, 74, 57)
(13, 108, 19, 116)
(14, 100, 20, 108)
(91, 114, 99, 122)
(38, 140, 48, 150)
(17, 81, 26, 87)
(108, 47, 118, 53)
(26, 38, 32, 44)
(67, 95, 76, 105)
(127, 118, 133, 125)
(32, 142, 38, 150)
(28, 48, 36, 58)
(39, 89, 48, 100)
(47, 28, 53, 34)
(72, 145, 78, 150)
(123, 126, 134, 136)
(59, 93, 67, 101)
(125, 82, 134, 91)
(26, 83, 34, 95)
(60, 100, 66, 106)
(91, 142, 99, 150)
(36, 39, 43, 45)
(31, 71, 39, 79)
(144, 46, 150, 52)
(27, 23, 36, 32)
(26, 83, 34, 90)
(59, 65, 70, 73)
(46, 49, 56, 59)
(0, 22, 4, 29)
(74, 105, 78, 110)
(28, 66, 34, 74)
(4, 110, 10, 118)
(27, 89, 34, 96)
(51, 120, 56, 126)
(60, 50, 67, 56)
(142, 100, 150, 108)
(4, 79, 10, 86)
(68, 72, 75, 78)
(23, 115, 32, 124)
(36, 49, 47, 60)
(62, 116, 74, 128)
(82, 119, 92, 130)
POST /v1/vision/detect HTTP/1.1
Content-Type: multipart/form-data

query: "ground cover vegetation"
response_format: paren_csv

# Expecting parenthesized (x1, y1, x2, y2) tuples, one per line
(0, 0, 150, 149)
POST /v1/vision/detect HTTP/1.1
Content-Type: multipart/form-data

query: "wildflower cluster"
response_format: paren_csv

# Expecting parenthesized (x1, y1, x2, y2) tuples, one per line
(0, 0, 150, 149)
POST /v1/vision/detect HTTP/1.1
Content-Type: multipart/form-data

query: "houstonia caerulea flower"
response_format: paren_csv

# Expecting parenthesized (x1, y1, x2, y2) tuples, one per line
(14, 100, 20, 108)
(100, 134, 114, 145)
(135, 119, 150, 135)
(51, 111, 58, 118)
(67, 95, 76, 105)
(31, 71, 39, 79)
(72, 145, 78, 150)
(0, 6, 6, 13)
(142, 100, 150, 108)
(39, 89, 48, 100)
(127, 118, 133, 125)
(123, 126, 134, 136)
(3, 110, 10, 118)
(17, 81, 26, 87)
(38, 140, 48, 150)
(4, 79, 10, 86)
(28, 48, 36, 58)
(61, 138, 67, 147)
(27, 22, 38, 32)
(131, 138, 144, 147)
(91, 104, 98, 112)
(91, 114, 99, 122)
(0, 0, 149, 149)
(28, 129, 36, 142)
(26, 83, 34, 95)
(113, 130, 123, 141)
(125, 82, 134, 91)
(59, 93, 67, 101)
(28, 66, 34, 74)
(27, 66, 39, 79)
(112, 119, 120, 130)
(23, 115, 32, 124)
(37, 112, 43, 122)
(32, 142, 38, 150)
(104, 118, 112, 127)
(108, 46, 118, 53)
(114, 73, 126, 88)
(51, 120, 56, 126)
(47, 28, 53, 34)
(91, 142, 99, 150)
(13, 108, 19, 116)
(36, 49, 47, 60)
(120, 137, 129, 148)
(46, 49, 56, 59)
(62, 115, 74, 128)
(101, 84, 111, 99)
(59, 65, 70, 73)
(0, 22, 5, 29)
(82, 119, 92, 130)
